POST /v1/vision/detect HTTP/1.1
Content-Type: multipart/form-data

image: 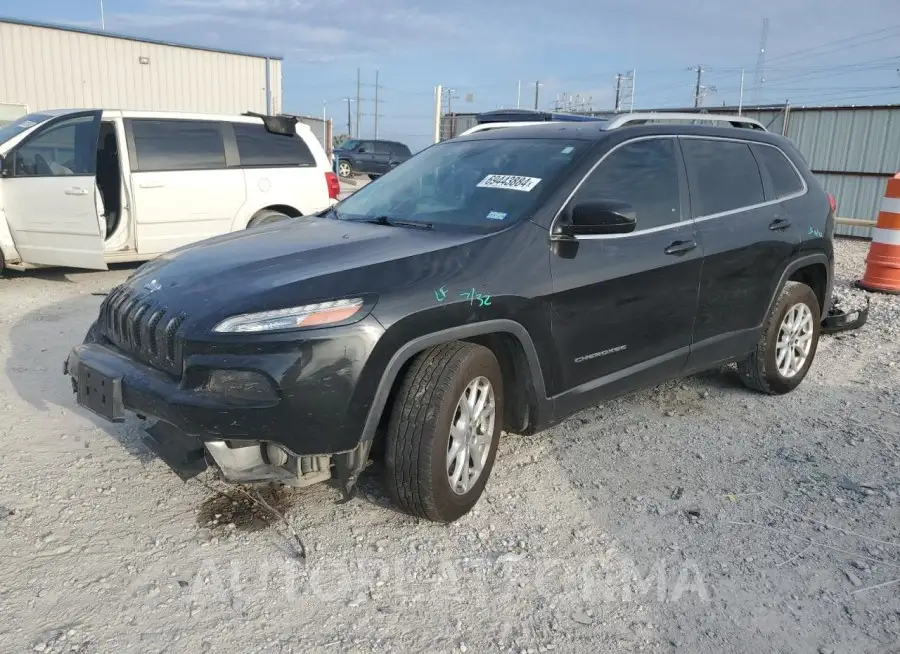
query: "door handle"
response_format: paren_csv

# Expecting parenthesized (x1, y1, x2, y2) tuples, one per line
(64, 187, 88, 196)
(769, 218, 792, 231)
(664, 240, 698, 256)
(138, 182, 166, 189)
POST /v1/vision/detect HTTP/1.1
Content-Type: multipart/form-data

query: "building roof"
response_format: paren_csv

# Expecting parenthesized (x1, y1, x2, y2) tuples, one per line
(0, 16, 283, 61)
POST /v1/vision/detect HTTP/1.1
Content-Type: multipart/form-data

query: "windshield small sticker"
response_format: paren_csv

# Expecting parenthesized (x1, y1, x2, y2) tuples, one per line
(477, 174, 542, 192)
(561, 146, 575, 154)
(486, 211, 507, 221)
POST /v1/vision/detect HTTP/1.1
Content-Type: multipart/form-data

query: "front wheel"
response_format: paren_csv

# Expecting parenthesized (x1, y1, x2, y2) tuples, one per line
(385, 342, 503, 523)
(738, 281, 821, 394)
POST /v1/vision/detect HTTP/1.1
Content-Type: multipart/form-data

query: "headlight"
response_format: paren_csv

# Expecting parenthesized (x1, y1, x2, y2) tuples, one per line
(213, 298, 365, 333)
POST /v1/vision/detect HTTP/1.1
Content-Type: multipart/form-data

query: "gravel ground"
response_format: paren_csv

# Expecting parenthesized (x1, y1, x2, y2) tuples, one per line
(1, 239, 898, 654)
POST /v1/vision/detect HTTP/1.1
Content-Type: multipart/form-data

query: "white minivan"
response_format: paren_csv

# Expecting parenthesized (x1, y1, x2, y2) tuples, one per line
(0, 109, 339, 274)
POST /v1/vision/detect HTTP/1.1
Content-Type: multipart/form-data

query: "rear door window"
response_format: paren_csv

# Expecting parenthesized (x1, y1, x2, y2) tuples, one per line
(130, 119, 226, 172)
(233, 122, 316, 167)
(681, 139, 766, 217)
(751, 144, 805, 199)
(373, 142, 390, 155)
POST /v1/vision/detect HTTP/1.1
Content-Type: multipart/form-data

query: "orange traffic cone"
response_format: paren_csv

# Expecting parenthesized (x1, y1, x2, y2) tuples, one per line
(858, 173, 900, 294)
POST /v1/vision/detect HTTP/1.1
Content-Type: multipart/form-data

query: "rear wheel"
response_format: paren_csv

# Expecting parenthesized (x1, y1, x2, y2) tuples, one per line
(338, 160, 354, 178)
(385, 342, 503, 523)
(738, 281, 821, 394)
(247, 209, 290, 228)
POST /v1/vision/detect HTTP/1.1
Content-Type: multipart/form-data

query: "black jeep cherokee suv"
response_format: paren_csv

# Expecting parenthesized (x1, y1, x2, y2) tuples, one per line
(66, 116, 834, 523)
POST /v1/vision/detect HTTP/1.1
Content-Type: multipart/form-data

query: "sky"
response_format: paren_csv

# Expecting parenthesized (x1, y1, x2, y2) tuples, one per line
(5, 0, 900, 151)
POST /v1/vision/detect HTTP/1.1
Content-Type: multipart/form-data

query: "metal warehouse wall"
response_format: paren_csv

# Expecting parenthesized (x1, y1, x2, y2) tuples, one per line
(442, 105, 900, 238)
(0, 20, 281, 117)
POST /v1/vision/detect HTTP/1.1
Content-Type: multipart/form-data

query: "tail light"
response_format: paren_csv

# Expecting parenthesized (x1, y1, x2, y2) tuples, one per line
(827, 192, 837, 213)
(325, 171, 340, 200)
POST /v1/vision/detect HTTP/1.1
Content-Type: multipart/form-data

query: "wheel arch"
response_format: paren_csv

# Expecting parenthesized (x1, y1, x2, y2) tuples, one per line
(766, 253, 832, 320)
(359, 320, 551, 450)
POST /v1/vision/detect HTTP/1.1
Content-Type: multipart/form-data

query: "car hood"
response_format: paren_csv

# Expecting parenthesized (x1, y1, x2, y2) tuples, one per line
(123, 216, 487, 323)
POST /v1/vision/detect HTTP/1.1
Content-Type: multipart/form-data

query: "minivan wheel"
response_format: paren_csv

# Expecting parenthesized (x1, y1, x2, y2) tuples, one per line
(247, 210, 290, 228)
(385, 342, 503, 523)
(738, 281, 821, 395)
(338, 161, 353, 178)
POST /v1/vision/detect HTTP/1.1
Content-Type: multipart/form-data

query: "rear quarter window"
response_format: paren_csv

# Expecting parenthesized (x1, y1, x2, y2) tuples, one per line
(752, 144, 805, 199)
(233, 123, 316, 167)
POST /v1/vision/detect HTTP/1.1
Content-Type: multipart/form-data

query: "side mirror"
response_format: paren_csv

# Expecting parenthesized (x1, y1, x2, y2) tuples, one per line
(357, 146, 368, 153)
(568, 200, 636, 235)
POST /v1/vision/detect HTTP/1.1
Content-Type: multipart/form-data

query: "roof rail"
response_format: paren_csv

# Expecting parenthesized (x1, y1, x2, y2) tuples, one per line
(604, 112, 766, 131)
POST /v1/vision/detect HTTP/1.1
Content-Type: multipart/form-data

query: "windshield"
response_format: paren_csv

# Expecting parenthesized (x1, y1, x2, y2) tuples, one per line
(336, 138, 589, 230)
(338, 139, 362, 150)
(0, 113, 55, 147)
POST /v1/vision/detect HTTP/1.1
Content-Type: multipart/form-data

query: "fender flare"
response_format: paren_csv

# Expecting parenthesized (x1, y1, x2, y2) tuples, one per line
(765, 252, 832, 321)
(358, 319, 549, 446)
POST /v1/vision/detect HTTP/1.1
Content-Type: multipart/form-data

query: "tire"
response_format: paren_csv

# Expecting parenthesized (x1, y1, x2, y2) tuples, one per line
(738, 281, 821, 395)
(385, 342, 504, 523)
(368, 174, 381, 181)
(247, 209, 290, 228)
(0, 247, 5, 278)
(337, 160, 354, 178)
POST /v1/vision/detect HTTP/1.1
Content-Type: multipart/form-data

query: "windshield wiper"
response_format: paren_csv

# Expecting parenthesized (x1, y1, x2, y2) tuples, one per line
(364, 216, 433, 230)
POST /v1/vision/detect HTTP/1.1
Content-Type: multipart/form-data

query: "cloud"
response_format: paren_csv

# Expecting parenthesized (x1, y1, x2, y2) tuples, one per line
(113, 0, 483, 63)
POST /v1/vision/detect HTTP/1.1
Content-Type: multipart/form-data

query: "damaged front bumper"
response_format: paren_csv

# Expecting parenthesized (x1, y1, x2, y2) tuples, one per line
(64, 334, 376, 493)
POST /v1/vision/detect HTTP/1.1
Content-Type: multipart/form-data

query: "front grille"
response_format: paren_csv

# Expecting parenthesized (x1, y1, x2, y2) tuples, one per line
(100, 285, 186, 376)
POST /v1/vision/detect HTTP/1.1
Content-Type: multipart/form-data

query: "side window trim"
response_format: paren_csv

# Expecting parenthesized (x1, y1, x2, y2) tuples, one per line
(8, 110, 102, 179)
(550, 135, 693, 240)
(677, 135, 808, 223)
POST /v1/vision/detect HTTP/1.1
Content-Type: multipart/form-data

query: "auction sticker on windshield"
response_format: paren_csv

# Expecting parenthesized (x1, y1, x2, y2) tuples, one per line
(477, 174, 542, 192)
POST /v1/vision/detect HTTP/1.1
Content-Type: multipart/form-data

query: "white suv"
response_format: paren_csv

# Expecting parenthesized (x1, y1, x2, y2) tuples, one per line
(0, 109, 339, 274)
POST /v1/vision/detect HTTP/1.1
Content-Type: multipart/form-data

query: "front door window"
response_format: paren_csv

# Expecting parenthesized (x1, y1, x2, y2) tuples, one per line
(11, 115, 99, 177)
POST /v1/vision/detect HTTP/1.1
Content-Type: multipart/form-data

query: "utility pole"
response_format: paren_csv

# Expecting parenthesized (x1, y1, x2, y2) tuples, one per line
(343, 98, 354, 138)
(100, 0, 106, 30)
(374, 69, 379, 140)
(689, 65, 706, 108)
(516, 80, 521, 109)
(738, 69, 745, 115)
(629, 69, 636, 112)
(433, 85, 442, 143)
(614, 74, 624, 113)
(355, 68, 361, 138)
(534, 81, 541, 110)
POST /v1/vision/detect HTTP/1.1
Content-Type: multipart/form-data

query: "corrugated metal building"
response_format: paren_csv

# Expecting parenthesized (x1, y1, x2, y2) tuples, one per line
(0, 17, 282, 122)
(442, 104, 900, 238)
